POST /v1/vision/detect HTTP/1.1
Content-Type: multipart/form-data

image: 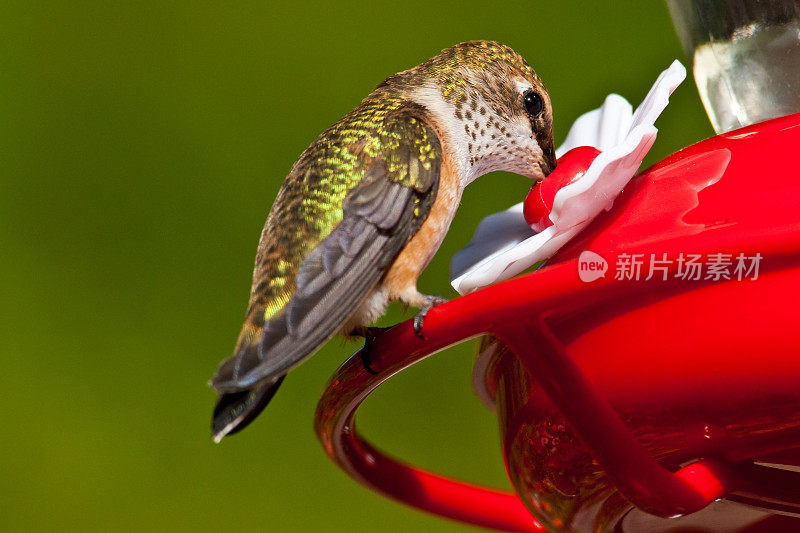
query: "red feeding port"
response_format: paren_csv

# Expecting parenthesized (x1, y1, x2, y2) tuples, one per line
(523, 146, 601, 232)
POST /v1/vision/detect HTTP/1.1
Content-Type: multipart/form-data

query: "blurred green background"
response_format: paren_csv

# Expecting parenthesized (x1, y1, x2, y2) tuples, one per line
(1, 2, 713, 531)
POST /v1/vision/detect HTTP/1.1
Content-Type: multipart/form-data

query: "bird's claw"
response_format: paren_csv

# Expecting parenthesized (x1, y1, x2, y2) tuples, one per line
(359, 326, 389, 375)
(412, 295, 448, 338)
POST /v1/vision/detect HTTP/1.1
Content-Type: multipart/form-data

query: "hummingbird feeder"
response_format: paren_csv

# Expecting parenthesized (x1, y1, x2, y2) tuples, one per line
(314, 2, 800, 531)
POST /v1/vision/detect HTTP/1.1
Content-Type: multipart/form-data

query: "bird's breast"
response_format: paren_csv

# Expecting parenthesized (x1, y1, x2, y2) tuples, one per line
(382, 154, 463, 299)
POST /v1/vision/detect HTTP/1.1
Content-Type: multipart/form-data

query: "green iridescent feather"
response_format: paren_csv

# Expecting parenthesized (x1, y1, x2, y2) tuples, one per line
(218, 85, 441, 383)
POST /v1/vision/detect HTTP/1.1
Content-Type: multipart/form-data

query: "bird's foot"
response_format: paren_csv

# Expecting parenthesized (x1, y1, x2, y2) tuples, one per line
(358, 326, 390, 375)
(413, 295, 448, 338)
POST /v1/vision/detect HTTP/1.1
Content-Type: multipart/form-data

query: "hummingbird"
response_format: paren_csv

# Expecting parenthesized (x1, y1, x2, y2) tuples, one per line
(210, 40, 556, 441)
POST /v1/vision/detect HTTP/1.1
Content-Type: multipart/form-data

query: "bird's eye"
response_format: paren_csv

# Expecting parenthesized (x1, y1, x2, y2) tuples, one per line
(522, 90, 544, 118)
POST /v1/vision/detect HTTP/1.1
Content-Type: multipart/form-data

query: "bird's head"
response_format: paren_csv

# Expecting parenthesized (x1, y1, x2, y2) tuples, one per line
(384, 41, 556, 185)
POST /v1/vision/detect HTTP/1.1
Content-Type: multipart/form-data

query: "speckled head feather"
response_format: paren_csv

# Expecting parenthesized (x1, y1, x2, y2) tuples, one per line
(384, 41, 541, 98)
(383, 41, 555, 183)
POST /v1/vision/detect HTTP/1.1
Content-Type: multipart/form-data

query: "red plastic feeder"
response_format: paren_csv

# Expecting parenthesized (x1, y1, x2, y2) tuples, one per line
(314, 113, 800, 532)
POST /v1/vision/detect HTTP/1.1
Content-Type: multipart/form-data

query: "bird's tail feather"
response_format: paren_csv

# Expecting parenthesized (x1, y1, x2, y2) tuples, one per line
(212, 375, 285, 442)
(211, 313, 285, 442)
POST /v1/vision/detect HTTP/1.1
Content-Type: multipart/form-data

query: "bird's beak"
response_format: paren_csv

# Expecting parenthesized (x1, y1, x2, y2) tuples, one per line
(540, 145, 557, 178)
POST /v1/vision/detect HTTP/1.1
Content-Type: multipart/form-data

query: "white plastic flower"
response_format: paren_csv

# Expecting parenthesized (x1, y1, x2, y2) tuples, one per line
(450, 60, 687, 295)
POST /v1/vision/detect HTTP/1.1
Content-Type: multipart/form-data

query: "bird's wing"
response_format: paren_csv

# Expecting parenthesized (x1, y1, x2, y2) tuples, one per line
(211, 111, 441, 392)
